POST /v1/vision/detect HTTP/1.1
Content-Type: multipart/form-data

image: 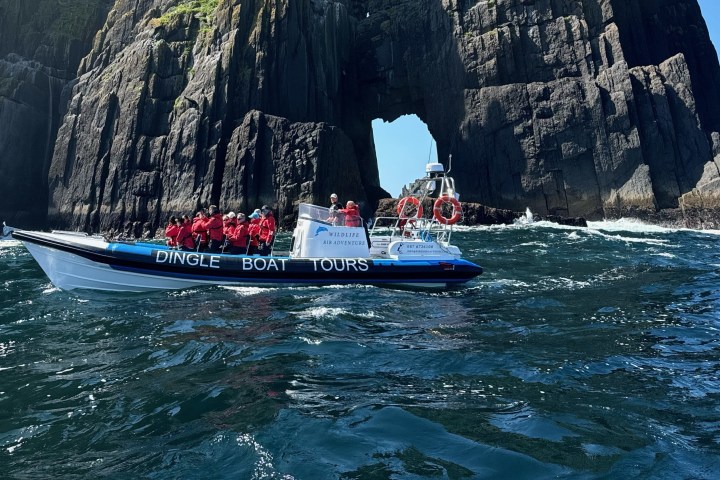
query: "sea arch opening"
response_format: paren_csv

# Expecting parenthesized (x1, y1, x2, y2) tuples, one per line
(371, 115, 438, 199)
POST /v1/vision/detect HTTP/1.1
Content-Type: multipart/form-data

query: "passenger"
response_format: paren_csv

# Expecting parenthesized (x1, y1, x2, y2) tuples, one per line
(206, 205, 225, 253)
(164, 216, 180, 247)
(223, 212, 237, 252)
(192, 209, 209, 251)
(228, 213, 250, 255)
(257, 205, 276, 256)
(247, 210, 262, 255)
(176, 215, 196, 251)
(329, 193, 340, 213)
(340, 200, 362, 227)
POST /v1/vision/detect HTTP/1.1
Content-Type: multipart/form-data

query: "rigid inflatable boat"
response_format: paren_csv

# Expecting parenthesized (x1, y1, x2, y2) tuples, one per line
(12, 163, 482, 292)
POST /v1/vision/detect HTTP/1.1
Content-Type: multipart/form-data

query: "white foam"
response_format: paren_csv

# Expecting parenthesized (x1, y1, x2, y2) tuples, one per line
(0, 240, 21, 249)
(587, 218, 678, 234)
(298, 306, 347, 319)
(584, 229, 672, 246)
(221, 286, 278, 296)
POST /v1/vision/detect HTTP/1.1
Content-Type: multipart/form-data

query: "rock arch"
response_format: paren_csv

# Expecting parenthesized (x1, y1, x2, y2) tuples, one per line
(2, 1, 720, 229)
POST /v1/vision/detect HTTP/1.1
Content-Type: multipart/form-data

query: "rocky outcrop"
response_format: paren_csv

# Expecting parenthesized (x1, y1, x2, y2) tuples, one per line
(0, 0, 113, 226)
(46, 0, 378, 232)
(2, 0, 720, 231)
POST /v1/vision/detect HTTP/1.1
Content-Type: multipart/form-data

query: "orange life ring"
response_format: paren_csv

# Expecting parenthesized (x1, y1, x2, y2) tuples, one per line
(397, 196, 424, 219)
(433, 195, 462, 225)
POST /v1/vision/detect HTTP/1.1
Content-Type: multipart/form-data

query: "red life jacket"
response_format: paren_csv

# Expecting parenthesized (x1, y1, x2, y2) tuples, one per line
(165, 223, 180, 246)
(248, 218, 261, 246)
(229, 222, 250, 248)
(340, 207, 362, 227)
(224, 219, 237, 237)
(176, 222, 196, 250)
(192, 217, 208, 244)
(259, 214, 276, 243)
(206, 213, 224, 241)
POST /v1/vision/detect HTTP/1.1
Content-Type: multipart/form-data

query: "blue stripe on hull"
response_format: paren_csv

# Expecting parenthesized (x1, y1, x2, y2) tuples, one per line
(13, 231, 482, 289)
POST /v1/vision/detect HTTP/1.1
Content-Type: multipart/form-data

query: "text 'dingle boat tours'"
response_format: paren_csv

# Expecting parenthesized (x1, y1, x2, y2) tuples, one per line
(12, 163, 482, 292)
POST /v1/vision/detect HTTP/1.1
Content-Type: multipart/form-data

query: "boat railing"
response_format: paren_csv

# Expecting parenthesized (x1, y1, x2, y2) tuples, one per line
(370, 215, 452, 246)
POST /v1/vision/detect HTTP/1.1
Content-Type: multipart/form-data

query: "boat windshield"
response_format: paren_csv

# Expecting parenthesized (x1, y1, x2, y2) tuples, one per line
(297, 203, 362, 227)
(298, 203, 332, 223)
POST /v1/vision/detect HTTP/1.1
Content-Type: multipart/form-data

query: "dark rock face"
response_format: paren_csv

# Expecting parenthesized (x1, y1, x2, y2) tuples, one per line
(2, 0, 720, 231)
(0, 0, 114, 226)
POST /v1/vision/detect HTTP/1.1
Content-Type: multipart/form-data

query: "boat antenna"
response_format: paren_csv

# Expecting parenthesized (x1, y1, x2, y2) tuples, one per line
(427, 138, 434, 164)
(447, 154, 453, 174)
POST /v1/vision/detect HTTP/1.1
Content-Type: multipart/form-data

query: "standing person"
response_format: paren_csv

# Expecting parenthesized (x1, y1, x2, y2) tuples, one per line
(258, 205, 276, 256)
(192, 209, 209, 252)
(329, 193, 340, 212)
(206, 205, 224, 253)
(247, 210, 261, 255)
(227, 213, 250, 254)
(340, 201, 362, 227)
(327, 193, 342, 225)
(176, 215, 196, 251)
(164, 216, 180, 247)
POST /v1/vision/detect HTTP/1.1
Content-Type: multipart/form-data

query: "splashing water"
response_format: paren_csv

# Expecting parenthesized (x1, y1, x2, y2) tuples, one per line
(514, 207, 534, 225)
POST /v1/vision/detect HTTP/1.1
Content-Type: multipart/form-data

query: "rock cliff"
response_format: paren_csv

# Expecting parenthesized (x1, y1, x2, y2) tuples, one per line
(2, 0, 720, 230)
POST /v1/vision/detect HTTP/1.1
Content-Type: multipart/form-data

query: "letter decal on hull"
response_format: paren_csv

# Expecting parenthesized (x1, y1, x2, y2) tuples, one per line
(154, 251, 221, 269)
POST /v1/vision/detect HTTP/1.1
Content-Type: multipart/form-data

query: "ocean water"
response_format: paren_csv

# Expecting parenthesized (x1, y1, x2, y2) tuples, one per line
(1, 220, 720, 479)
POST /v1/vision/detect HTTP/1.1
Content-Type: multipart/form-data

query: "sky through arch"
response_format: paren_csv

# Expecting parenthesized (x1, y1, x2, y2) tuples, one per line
(372, 115, 438, 198)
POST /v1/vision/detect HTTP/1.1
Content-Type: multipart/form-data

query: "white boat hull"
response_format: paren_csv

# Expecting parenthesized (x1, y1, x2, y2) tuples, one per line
(23, 242, 232, 292)
(15, 230, 482, 292)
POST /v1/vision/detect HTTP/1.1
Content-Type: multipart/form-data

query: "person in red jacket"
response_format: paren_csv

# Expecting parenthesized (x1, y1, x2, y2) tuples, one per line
(340, 200, 362, 227)
(206, 205, 224, 253)
(176, 215, 196, 251)
(227, 213, 250, 254)
(164, 216, 180, 247)
(247, 210, 261, 255)
(258, 205, 276, 256)
(223, 212, 237, 252)
(192, 209, 209, 252)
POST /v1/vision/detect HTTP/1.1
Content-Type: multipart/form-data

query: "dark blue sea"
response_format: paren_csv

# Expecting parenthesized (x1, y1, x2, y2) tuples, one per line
(2, 220, 720, 479)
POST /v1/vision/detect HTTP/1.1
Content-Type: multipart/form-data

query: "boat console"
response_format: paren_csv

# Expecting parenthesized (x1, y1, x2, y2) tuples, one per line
(291, 161, 465, 262)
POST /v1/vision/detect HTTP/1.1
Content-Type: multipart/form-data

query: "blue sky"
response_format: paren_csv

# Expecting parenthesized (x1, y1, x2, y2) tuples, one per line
(373, 0, 720, 197)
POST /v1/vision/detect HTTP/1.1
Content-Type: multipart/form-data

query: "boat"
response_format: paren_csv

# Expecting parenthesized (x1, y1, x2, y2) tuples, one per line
(12, 163, 482, 292)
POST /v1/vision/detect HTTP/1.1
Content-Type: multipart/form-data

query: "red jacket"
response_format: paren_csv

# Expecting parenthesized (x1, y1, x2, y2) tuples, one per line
(229, 221, 250, 248)
(223, 219, 236, 238)
(248, 218, 261, 247)
(165, 223, 180, 247)
(340, 206, 362, 227)
(258, 214, 276, 243)
(176, 222, 196, 250)
(206, 213, 224, 241)
(192, 216, 208, 244)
